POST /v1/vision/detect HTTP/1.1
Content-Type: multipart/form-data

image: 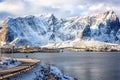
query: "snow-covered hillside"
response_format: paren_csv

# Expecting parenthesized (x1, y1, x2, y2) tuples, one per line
(0, 11, 120, 46)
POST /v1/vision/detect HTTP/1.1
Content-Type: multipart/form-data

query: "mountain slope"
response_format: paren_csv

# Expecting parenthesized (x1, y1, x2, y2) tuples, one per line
(0, 11, 120, 46)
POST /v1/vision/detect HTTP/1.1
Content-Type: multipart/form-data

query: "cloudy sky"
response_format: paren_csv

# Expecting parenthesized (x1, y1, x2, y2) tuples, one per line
(0, 0, 120, 25)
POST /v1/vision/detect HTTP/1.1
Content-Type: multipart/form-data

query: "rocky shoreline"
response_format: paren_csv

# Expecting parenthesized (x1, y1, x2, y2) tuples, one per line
(10, 63, 75, 80)
(33, 63, 75, 80)
(65, 46, 120, 52)
(0, 45, 120, 54)
(0, 46, 62, 53)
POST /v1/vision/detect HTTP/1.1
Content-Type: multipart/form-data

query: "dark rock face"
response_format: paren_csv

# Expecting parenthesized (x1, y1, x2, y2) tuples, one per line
(83, 25, 91, 39)
(83, 11, 120, 43)
(0, 11, 120, 46)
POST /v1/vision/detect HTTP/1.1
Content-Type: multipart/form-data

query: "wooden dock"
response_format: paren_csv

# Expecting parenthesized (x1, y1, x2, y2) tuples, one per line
(0, 58, 40, 80)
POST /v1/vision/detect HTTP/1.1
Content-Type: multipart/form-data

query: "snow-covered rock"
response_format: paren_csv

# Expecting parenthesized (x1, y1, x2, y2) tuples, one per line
(0, 11, 120, 46)
(0, 57, 21, 70)
(10, 63, 75, 80)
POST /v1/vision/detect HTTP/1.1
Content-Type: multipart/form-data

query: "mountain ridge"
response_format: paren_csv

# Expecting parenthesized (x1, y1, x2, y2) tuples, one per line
(0, 11, 120, 46)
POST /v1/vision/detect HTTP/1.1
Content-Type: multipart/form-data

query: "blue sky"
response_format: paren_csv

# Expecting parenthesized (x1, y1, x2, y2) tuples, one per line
(0, 0, 120, 25)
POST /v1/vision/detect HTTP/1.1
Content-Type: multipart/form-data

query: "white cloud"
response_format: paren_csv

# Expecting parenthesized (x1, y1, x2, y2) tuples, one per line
(0, 0, 25, 15)
(81, 3, 120, 17)
(0, 0, 120, 20)
(25, 0, 86, 6)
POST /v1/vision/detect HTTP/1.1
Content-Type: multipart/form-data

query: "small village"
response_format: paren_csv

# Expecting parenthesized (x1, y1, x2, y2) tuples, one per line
(0, 44, 119, 54)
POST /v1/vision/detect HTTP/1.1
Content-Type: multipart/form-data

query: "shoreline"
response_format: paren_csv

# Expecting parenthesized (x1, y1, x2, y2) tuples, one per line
(10, 62, 75, 80)
(0, 46, 119, 54)
(0, 58, 40, 79)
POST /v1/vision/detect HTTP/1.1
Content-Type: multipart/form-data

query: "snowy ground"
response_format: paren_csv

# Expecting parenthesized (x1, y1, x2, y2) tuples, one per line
(10, 62, 75, 80)
(42, 38, 120, 51)
(0, 57, 21, 70)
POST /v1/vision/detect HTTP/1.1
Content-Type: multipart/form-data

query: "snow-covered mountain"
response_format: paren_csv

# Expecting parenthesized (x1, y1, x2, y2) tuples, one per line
(0, 11, 120, 46)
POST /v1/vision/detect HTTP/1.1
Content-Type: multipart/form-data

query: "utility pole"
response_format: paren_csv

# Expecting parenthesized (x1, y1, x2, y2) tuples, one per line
(12, 46, 14, 59)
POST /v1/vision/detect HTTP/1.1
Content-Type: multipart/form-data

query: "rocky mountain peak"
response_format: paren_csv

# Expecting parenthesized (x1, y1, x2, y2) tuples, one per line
(0, 11, 120, 46)
(105, 11, 118, 20)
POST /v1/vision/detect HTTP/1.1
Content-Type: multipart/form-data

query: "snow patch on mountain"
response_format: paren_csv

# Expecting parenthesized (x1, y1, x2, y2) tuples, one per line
(0, 11, 120, 46)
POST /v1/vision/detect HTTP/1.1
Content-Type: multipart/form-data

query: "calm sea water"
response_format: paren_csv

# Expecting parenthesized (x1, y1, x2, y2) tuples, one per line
(3, 52, 120, 80)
